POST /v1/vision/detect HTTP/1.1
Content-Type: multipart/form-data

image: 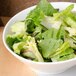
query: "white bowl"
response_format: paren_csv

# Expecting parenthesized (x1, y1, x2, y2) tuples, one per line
(3, 2, 76, 76)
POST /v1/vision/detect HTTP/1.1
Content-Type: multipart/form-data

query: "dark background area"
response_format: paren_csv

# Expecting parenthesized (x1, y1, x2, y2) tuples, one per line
(0, 0, 76, 17)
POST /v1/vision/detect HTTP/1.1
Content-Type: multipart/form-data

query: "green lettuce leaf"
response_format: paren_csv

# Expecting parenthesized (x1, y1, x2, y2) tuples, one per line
(51, 48, 76, 62)
(40, 26, 65, 40)
(38, 38, 63, 58)
(37, 0, 58, 16)
(64, 17, 76, 28)
(13, 36, 44, 62)
(51, 41, 70, 57)
(26, 0, 58, 34)
(41, 28, 58, 39)
(53, 4, 74, 19)
(6, 35, 21, 49)
(65, 37, 76, 50)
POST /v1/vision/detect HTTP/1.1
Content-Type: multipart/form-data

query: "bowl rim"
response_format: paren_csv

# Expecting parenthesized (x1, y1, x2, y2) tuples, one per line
(3, 2, 76, 65)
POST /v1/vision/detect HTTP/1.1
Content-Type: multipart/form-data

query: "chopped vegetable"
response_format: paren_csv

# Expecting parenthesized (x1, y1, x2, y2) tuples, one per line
(26, 0, 58, 34)
(38, 38, 63, 58)
(6, 0, 76, 62)
(13, 36, 44, 62)
(51, 48, 76, 62)
(53, 4, 74, 19)
(51, 41, 70, 57)
(41, 16, 62, 29)
(41, 28, 58, 39)
(64, 17, 76, 28)
(11, 21, 26, 34)
(65, 27, 76, 36)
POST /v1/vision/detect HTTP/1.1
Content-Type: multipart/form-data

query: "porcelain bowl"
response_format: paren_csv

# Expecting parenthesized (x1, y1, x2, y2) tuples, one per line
(3, 2, 76, 76)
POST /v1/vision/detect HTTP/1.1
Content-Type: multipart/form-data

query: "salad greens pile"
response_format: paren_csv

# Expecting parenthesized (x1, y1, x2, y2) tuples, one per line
(6, 0, 76, 62)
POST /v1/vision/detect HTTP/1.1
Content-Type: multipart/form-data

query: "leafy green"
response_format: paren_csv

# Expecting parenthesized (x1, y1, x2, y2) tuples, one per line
(66, 12, 76, 21)
(57, 25, 65, 39)
(65, 37, 76, 50)
(6, 21, 27, 50)
(36, 0, 58, 16)
(41, 28, 58, 39)
(40, 26, 65, 40)
(6, 35, 21, 49)
(26, 0, 58, 34)
(51, 48, 76, 62)
(64, 17, 76, 28)
(22, 51, 36, 60)
(13, 42, 25, 54)
(51, 41, 70, 57)
(11, 21, 26, 34)
(26, 8, 46, 34)
(65, 27, 76, 36)
(6, 0, 76, 62)
(13, 36, 44, 62)
(53, 4, 74, 19)
(38, 38, 63, 58)
(26, 8, 45, 26)
(41, 16, 62, 29)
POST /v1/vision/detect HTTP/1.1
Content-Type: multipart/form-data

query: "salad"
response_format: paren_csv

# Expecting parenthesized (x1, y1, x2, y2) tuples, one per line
(6, 0, 76, 62)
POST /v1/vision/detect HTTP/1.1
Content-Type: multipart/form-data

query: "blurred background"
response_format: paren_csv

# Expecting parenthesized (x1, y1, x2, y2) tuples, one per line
(0, 0, 76, 26)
